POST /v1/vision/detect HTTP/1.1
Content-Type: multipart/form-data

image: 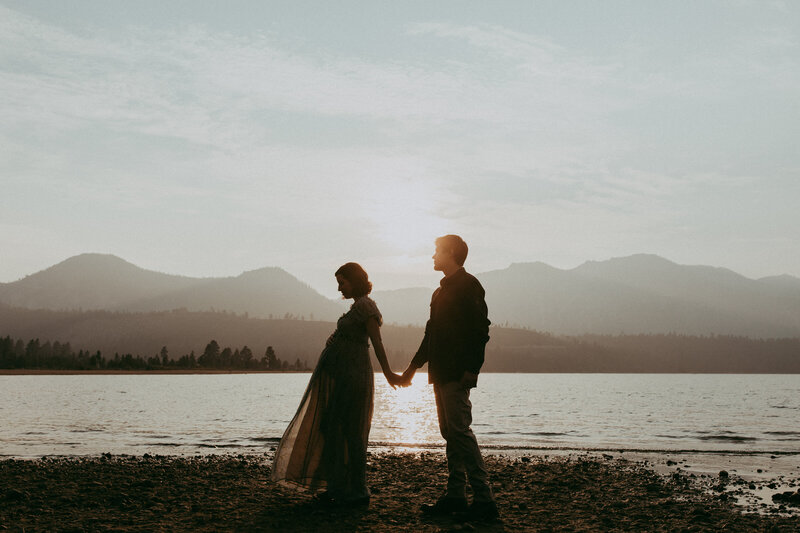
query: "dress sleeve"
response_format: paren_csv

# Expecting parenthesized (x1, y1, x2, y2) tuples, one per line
(353, 297, 383, 326)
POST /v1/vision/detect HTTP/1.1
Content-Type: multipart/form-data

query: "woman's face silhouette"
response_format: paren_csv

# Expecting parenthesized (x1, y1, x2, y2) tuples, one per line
(336, 274, 354, 299)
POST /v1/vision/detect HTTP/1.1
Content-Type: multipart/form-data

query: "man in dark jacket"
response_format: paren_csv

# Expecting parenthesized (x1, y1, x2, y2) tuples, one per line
(400, 235, 498, 522)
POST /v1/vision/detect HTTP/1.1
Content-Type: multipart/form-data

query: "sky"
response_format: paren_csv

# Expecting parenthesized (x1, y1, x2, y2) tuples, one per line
(2, 0, 798, 297)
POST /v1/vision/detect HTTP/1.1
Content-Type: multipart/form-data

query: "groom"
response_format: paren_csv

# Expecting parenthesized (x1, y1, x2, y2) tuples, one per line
(400, 234, 499, 522)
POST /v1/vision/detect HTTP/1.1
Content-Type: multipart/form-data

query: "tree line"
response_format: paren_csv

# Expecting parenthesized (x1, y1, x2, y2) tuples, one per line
(0, 336, 310, 371)
(483, 331, 800, 373)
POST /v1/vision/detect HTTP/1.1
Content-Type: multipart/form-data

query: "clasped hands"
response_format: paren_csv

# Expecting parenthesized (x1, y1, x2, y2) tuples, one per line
(385, 369, 477, 389)
(385, 367, 415, 389)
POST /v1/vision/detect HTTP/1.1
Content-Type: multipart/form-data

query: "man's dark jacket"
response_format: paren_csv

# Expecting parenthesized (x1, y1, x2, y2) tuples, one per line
(411, 268, 490, 384)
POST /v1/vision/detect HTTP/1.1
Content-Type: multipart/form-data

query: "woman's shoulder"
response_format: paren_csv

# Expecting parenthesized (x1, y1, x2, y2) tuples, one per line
(353, 295, 381, 312)
(352, 296, 382, 322)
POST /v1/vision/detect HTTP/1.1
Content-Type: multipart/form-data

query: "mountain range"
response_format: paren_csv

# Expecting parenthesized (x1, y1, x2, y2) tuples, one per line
(0, 254, 346, 321)
(375, 255, 800, 337)
(1, 253, 799, 338)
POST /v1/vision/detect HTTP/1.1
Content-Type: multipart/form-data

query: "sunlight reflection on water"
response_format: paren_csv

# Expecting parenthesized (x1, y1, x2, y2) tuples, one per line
(1, 373, 798, 458)
(374, 376, 439, 448)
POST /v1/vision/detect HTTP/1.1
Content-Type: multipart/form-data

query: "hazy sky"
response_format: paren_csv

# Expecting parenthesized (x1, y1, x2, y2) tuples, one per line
(2, 1, 798, 297)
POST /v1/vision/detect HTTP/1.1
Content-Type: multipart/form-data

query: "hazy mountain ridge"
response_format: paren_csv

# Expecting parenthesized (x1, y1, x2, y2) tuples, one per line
(0, 254, 346, 321)
(376, 256, 800, 337)
(519, 254, 800, 337)
(0, 254, 202, 310)
(1, 253, 799, 338)
(757, 274, 800, 295)
(121, 266, 347, 320)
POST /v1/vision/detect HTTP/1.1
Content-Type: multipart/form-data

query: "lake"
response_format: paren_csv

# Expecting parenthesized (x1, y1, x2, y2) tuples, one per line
(1, 373, 798, 458)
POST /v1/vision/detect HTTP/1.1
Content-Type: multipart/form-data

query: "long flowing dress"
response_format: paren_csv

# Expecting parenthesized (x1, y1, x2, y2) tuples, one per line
(271, 296, 381, 502)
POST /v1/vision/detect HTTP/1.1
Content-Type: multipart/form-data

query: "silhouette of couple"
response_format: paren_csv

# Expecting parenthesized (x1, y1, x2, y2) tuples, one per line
(271, 235, 499, 522)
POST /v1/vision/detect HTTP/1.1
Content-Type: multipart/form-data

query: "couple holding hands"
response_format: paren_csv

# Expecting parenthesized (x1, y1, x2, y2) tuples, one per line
(271, 235, 499, 522)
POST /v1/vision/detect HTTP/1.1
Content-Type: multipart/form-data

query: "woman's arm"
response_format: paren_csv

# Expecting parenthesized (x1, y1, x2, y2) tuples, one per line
(366, 316, 399, 388)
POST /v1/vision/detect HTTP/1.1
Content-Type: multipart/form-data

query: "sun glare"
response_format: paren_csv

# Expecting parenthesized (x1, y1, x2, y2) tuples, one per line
(365, 177, 448, 255)
(374, 373, 439, 447)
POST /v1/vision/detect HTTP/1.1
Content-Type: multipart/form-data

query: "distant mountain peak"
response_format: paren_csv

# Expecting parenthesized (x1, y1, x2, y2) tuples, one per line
(508, 261, 558, 268)
(578, 254, 675, 269)
(21, 253, 147, 281)
(236, 266, 302, 285)
(238, 266, 290, 277)
(68, 252, 125, 260)
(758, 273, 800, 291)
(761, 273, 800, 282)
(493, 261, 564, 274)
(54, 252, 134, 268)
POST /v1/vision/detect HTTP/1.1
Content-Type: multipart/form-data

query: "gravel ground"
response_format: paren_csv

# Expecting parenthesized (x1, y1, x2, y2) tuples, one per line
(1, 452, 798, 532)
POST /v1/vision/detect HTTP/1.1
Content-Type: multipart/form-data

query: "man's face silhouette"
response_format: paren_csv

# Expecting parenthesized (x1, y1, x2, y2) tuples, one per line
(432, 244, 455, 272)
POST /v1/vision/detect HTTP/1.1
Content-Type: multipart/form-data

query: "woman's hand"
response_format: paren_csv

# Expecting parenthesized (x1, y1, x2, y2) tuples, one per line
(384, 372, 402, 389)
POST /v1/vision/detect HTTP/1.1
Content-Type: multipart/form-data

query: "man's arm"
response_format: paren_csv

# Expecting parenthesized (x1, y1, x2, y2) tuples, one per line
(401, 288, 439, 386)
(461, 279, 490, 379)
(400, 320, 430, 386)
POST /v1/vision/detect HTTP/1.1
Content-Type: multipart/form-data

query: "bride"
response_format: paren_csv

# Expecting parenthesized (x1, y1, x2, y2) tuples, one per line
(271, 262, 400, 506)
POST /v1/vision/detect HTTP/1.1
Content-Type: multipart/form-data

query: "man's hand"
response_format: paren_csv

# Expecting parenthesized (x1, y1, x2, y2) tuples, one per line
(398, 366, 416, 387)
(460, 371, 478, 389)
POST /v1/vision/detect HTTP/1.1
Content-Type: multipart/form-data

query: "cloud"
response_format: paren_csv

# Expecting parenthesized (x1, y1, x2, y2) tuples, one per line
(1, 8, 624, 146)
(1, 9, 624, 200)
(1, 5, 798, 283)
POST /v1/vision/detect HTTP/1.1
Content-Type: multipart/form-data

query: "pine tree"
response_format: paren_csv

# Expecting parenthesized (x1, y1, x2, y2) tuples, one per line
(265, 346, 278, 370)
(160, 346, 169, 366)
(199, 340, 221, 368)
(240, 346, 253, 369)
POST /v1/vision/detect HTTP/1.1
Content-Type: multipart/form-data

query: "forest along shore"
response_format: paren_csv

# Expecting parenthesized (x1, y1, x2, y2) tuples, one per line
(1, 453, 798, 532)
(0, 369, 311, 375)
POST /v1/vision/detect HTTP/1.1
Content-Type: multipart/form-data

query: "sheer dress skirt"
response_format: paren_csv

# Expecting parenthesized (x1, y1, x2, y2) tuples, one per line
(271, 337, 374, 500)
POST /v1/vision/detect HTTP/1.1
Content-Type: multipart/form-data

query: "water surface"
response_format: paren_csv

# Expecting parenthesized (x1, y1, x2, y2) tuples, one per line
(1, 373, 798, 458)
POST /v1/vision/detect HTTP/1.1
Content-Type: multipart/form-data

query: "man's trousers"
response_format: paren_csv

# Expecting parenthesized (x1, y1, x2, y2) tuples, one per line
(433, 381, 494, 503)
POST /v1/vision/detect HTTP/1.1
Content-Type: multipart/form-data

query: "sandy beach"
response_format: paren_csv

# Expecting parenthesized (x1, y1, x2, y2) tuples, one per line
(1, 451, 798, 532)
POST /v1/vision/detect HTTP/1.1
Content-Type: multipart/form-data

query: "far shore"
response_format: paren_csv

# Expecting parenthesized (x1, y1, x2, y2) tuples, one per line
(3, 369, 800, 376)
(0, 369, 312, 375)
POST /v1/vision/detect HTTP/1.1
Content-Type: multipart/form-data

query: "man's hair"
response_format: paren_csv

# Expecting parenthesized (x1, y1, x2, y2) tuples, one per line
(435, 234, 468, 266)
(335, 262, 373, 297)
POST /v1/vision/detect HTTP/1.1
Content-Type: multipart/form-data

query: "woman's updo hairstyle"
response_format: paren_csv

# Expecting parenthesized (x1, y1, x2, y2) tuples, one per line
(335, 262, 372, 297)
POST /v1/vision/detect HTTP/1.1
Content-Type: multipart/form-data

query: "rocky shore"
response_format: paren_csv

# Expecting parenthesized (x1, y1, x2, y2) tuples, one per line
(1, 452, 798, 532)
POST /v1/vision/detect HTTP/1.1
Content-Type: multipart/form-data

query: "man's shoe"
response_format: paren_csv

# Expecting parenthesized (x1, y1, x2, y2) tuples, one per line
(313, 492, 370, 508)
(342, 494, 370, 507)
(457, 500, 500, 522)
(420, 496, 469, 515)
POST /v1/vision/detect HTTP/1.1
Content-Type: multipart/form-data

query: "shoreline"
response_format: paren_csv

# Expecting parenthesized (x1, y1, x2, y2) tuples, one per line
(0, 369, 312, 375)
(3, 369, 799, 375)
(1, 452, 797, 531)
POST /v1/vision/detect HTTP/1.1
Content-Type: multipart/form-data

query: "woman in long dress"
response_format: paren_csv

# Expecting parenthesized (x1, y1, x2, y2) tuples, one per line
(271, 262, 400, 505)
